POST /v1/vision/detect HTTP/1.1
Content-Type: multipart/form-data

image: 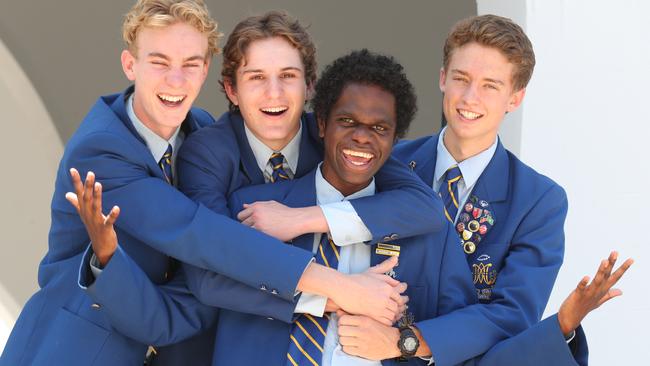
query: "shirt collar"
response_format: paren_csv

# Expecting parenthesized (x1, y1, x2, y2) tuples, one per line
(315, 162, 375, 205)
(434, 126, 498, 189)
(244, 119, 302, 173)
(127, 94, 182, 162)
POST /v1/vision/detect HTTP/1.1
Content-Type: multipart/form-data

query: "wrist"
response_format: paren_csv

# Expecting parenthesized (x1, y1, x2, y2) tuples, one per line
(298, 206, 328, 234)
(388, 327, 402, 358)
(557, 310, 576, 337)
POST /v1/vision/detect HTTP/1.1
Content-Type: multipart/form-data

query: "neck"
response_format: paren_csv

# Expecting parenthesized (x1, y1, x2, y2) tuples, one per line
(443, 130, 495, 162)
(320, 163, 371, 197)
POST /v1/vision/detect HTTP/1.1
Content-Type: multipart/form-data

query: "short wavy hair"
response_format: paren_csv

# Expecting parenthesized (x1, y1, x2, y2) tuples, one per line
(220, 11, 317, 112)
(311, 49, 417, 140)
(122, 0, 221, 58)
(443, 14, 535, 91)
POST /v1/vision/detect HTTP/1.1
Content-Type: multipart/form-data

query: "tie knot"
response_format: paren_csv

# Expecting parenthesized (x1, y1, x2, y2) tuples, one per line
(444, 165, 462, 183)
(269, 152, 285, 167)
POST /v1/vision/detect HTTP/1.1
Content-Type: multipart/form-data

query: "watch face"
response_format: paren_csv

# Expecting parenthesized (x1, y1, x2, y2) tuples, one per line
(404, 337, 417, 352)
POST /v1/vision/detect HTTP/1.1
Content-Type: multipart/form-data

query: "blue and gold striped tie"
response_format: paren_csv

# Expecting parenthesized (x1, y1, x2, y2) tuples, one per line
(270, 152, 291, 182)
(159, 144, 173, 184)
(286, 234, 340, 366)
(439, 165, 462, 223)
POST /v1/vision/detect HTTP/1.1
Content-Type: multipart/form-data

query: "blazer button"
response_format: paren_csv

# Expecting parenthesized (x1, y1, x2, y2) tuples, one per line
(267, 317, 274, 321)
(91, 303, 101, 309)
(390, 233, 399, 240)
(382, 236, 391, 242)
(260, 284, 268, 291)
(271, 289, 279, 295)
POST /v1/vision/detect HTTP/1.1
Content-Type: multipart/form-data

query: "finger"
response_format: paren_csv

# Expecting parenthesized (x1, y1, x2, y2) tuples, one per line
(576, 276, 590, 291)
(376, 315, 393, 326)
(382, 275, 400, 287)
(396, 294, 409, 308)
(596, 288, 623, 307)
(607, 251, 618, 268)
(591, 259, 609, 288)
(384, 298, 398, 315)
(336, 309, 349, 318)
(241, 216, 255, 227)
(92, 182, 102, 216)
(70, 168, 84, 197)
(394, 282, 408, 295)
(65, 192, 81, 212)
(368, 256, 398, 274)
(338, 314, 362, 327)
(237, 207, 252, 222)
(105, 206, 120, 226)
(389, 284, 407, 303)
(83, 171, 95, 204)
(340, 339, 360, 352)
(608, 258, 634, 285)
(337, 325, 360, 338)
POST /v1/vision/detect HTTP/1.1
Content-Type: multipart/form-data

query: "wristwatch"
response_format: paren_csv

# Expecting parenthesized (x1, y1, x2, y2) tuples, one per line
(397, 325, 419, 359)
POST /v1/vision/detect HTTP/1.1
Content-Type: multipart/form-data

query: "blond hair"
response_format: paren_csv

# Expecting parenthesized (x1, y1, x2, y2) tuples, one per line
(443, 14, 535, 91)
(123, 0, 221, 57)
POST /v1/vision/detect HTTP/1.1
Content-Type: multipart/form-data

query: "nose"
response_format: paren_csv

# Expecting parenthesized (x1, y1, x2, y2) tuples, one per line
(351, 125, 371, 144)
(265, 76, 282, 99)
(165, 67, 185, 89)
(461, 82, 480, 104)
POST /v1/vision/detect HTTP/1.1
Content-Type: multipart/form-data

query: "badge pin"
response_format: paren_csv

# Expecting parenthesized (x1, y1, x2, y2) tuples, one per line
(456, 222, 465, 233)
(468, 220, 480, 232)
(462, 230, 473, 241)
(472, 208, 483, 219)
(463, 241, 476, 254)
(464, 203, 474, 213)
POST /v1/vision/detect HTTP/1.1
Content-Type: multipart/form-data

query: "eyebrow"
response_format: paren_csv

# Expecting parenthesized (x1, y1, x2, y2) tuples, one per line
(335, 110, 393, 126)
(451, 69, 505, 86)
(147, 52, 205, 62)
(241, 66, 303, 75)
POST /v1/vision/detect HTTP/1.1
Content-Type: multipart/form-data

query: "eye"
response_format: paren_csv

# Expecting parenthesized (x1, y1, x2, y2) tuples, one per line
(452, 77, 468, 83)
(280, 72, 297, 79)
(151, 61, 167, 67)
(184, 63, 201, 68)
(338, 117, 355, 125)
(485, 83, 499, 90)
(373, 125, 387, 132)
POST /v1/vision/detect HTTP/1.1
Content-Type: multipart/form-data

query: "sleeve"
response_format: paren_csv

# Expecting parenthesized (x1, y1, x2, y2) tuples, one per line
(69, 131, 313, 302)
(460, 315, 587, 366)
(416, 185, 568, 366)
(320, 201, 372, 246)
(79, 244, 218, 346)
(348, 156, 447, 244)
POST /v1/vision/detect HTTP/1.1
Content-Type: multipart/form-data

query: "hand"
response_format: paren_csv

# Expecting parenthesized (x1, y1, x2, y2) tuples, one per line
(65, 168, 120, 266)
(237, 201, 326, 241)
(337, 312, 401, 360)
(325, 298, 341, 313)
(330, 256, 408, 326)
(558, 251, 633, 336)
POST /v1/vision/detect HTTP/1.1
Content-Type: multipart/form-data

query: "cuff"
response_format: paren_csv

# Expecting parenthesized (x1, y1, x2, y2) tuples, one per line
(320, 201, 372, 246)
(294, 292, 327, 317)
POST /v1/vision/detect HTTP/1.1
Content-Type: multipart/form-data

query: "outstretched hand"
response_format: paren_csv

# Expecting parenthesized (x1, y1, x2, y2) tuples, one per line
(65, 168, 120, 266)
(558, 251, 633, 336)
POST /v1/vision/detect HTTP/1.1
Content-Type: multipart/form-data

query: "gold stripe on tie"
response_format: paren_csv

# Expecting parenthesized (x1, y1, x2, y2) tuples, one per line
(328, 239, 340, 261)
(295, 320, 324, 352)
(304, 314, 327, 336)
(318, 244, 330, 268)
(287, 353, 299, 366)
(443, 206, 453, 223)
(448, 179, 461, 208)
(289, 335, 319, 366)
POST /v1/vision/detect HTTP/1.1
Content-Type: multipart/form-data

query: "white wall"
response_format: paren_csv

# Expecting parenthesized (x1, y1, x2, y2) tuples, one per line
(479, 0, 649, 364)
(0, 37, 62, 352)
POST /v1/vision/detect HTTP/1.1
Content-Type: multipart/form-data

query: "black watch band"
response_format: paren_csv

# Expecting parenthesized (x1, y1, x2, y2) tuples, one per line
(397, 325, 420, 359)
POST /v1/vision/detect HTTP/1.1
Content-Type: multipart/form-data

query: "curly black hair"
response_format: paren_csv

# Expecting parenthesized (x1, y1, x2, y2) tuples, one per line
(311, 49, 417, 139)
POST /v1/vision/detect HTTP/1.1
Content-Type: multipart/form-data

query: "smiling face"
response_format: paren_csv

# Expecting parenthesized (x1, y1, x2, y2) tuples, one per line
(121, 22, 210, 140)
(318, 83, 396, 196)
(224, 37, 308, 151)
(440, 42, 525, 160)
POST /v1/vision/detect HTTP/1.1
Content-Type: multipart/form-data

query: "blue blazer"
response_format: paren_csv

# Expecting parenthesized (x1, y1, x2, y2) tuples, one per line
(393, 133, 587, 365)
(177, 110, 447, 322)
(209, 168, 476, 366)
(0, 87, 317, 366)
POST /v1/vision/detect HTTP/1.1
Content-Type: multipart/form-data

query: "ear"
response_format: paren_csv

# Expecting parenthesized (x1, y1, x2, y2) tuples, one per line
(305, 82, 315, 102)
(438, 67, 447, 93)
(223, 78, 239, 106)
(201, 57, 211, 81)
(506, 87, 526, 113)
(317, 117, 326, 139)
(121, 49, 137, 81)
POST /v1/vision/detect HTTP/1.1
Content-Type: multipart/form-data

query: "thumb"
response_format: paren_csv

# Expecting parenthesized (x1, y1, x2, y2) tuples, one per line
(368, 256, 398, 274)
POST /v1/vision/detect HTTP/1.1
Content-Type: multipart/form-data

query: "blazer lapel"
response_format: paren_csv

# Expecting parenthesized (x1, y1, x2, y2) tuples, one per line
(230, 113, 266, 185)
(295, 114, 324, 178)
(411, 134, 439, 186)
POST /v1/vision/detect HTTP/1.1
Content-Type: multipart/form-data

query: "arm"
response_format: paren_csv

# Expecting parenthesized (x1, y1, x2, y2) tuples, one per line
(466, 252, 632, 366)
(233, 157, 446, 245)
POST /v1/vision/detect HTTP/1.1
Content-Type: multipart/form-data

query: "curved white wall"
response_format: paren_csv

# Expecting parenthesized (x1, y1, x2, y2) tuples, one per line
(0, 37, 63, 351)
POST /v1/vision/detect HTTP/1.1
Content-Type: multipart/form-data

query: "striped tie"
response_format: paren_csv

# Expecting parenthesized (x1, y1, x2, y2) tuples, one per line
(439, 165, 462, 223)
(286, 234, 340, 366)
(159, 144, 173, 184)
(269, 152, 291, 182)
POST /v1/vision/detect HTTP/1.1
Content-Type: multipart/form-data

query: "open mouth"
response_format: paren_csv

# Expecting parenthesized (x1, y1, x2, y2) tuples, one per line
(457, 109, 483, 120)
(158, 93, 186, 107)
(260, 106, 288, 117)
(342, 148, 375, 166)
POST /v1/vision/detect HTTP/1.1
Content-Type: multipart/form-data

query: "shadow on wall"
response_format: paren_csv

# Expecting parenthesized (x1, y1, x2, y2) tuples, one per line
(0, 37, 63, 342)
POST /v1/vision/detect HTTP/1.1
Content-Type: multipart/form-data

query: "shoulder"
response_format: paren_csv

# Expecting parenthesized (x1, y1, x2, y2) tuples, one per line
(180, 112, 240, 159)
(507, 151, 567, 201)
(189, 107, 217, 128)
(392, 135, 434, 163)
